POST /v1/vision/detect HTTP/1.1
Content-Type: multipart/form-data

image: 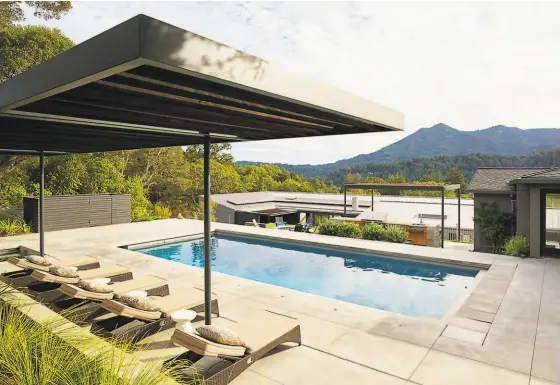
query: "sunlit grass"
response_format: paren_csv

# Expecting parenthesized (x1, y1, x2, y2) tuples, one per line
(0, 284, 200, 385)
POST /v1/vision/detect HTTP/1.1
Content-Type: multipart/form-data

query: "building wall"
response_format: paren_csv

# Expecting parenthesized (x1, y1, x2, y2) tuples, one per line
(528, 186, 541, 258)
(516, 184, 530, 236)
(215, 204, 235, 224)
(473, 193, 512, 253)
(234, 211, 260, 226)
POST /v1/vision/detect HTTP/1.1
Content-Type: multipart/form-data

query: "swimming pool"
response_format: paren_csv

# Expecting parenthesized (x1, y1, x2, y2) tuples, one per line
(136, 234, 479, 319)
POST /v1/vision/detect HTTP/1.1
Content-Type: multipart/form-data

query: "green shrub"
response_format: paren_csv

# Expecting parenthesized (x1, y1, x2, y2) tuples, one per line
(362, 223, 385, 240)
(318, 221, 361, 238)
(153, 203, 172, 219)
(504, 235, 530, 258)
(0, 219, 31, 237)
(383, 226, 409, 243)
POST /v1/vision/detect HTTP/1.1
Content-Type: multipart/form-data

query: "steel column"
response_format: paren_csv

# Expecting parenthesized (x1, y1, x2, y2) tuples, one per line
(457, 190, 461, 242)
(203, 136, 212, 325)
(441, 190, 445, 248)
(39, 151, 45, 256)
(344, 186, 347, 216)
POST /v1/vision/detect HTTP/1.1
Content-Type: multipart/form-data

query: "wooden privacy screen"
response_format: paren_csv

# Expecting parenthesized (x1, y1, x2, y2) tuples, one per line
(23, 194, 131, 232)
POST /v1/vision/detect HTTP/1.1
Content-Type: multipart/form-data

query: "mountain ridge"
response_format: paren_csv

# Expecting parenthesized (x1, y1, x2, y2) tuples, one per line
(237, 124, 560, 179)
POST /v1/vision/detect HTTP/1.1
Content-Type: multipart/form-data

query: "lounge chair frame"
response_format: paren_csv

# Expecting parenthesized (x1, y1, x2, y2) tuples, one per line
(1, 257, 100, 287)
(168, 324, 301, 385)
(91, 298, 220, 344)
(50, 283, 171, 323)
(24, 271, 133, 304)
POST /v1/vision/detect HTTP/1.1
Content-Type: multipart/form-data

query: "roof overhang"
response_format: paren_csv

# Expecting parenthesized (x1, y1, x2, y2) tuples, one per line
(510, 178, 560, 185)
(345, 183, 461, 192)
(467, 189, 513, 195)
(0, 15, 404, 153)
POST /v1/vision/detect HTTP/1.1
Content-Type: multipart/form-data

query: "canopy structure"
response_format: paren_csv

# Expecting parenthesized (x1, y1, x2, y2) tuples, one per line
(344, 183, 462, 248)
(0, 15, 404, 324)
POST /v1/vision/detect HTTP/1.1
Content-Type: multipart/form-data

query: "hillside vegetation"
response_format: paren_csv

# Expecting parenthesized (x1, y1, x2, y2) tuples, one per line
(239, 124, 560, 180)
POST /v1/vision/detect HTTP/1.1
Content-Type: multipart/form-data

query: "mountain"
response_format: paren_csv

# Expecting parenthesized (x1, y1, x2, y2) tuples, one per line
(325, 149, 560, 186)
(237, 124, 560, 179)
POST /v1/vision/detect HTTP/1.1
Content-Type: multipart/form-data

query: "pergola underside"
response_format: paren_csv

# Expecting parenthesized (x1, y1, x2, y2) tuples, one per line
(0, 15, 405, 325)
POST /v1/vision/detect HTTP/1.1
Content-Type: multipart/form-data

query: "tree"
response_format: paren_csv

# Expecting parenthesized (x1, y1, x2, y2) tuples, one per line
(0, 2, 73, 177)
(445, 168, 466, 193)
(420, 170, 442, 183)
(1, 2, 72, 27)
(344, 172, 362, 184)
(184, 143, 234, 164)
(387, 172, 406, 184)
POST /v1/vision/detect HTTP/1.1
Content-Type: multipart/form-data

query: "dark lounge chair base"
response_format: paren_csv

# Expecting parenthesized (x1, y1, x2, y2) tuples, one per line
(0, 270, 36, 288)
(91, 298, 220, 344)
(25, 272, 134, 304)
(166, 325, 301, 385)
(50, 284, 171, 324)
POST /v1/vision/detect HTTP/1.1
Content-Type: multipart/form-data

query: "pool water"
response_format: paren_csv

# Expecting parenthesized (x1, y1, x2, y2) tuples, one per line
(137, 235, 479, 319)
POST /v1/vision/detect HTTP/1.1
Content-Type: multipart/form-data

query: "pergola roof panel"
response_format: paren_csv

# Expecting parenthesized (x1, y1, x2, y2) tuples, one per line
(0, 14, 404, 153)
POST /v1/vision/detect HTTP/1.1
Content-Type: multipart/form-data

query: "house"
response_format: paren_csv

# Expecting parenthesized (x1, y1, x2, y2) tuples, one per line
(205, 191, 474, 236)
(467, 167, 560, 257)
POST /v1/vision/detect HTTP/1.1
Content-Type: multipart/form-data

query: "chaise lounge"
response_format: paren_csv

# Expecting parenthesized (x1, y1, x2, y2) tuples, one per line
(91, 290, 219, 344)
(2, 254, 100, 287)
(167, 310, 301, 385)
(53, 275, 169, 321)
(27, 264, 132, 303)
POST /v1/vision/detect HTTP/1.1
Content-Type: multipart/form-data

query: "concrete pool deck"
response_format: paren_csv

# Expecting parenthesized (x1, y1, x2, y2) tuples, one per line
(1, 219, 558, 385)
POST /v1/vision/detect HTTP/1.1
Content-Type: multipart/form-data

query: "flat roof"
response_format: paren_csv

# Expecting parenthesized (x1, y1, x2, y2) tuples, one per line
(345, 183, 461, 191)
(209, 192, 475, 228)
(0, 14, 404, 153)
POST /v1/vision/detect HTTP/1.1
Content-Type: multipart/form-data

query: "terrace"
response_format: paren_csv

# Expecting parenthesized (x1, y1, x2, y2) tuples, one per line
(1, 219, 559, 385)
(0, 13, 558, 385)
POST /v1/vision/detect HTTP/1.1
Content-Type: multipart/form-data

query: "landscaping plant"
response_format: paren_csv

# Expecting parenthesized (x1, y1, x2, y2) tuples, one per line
(317, 221, 362, 238)
(504, 235, 530, 258)
(362, 223, 385, 240)
(0, 284, 200, 385)
(0, 218, 31, 237)
(382, 226, 409, 243)
(474, 202, 514, 252)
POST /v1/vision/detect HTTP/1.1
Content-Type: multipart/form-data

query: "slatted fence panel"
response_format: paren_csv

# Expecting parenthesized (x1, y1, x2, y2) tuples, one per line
(24, 194, 131, 232)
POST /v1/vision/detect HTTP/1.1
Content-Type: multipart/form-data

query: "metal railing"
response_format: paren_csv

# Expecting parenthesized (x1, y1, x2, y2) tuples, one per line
(444, 227, 474, 243)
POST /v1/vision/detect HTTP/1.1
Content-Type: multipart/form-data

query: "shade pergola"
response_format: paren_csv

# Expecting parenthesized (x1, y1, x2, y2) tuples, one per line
(344, 183, 462, 248)
(0, 15, 404, 324)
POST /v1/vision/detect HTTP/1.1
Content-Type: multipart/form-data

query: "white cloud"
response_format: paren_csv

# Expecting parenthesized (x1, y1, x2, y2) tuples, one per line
(22, 1, 560, 164)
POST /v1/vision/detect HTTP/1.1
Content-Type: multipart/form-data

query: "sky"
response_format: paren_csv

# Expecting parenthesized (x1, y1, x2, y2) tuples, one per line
(23, 1, 560, 165)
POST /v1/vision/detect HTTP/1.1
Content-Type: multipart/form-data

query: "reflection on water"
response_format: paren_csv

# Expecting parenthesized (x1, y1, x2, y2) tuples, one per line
(140, 235, 478, 319)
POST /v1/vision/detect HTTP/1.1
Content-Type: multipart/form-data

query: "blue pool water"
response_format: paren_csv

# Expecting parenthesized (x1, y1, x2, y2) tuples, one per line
(137, 235, 479, 319)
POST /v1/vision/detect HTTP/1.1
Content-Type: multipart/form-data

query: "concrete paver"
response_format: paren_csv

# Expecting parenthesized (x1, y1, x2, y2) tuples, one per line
(1, 219, 558, 385)
(410, 351, 529, 385)
(442, 325, 486, 345)
(323, 329, 429, 378)
(532, 345, 560, 383)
